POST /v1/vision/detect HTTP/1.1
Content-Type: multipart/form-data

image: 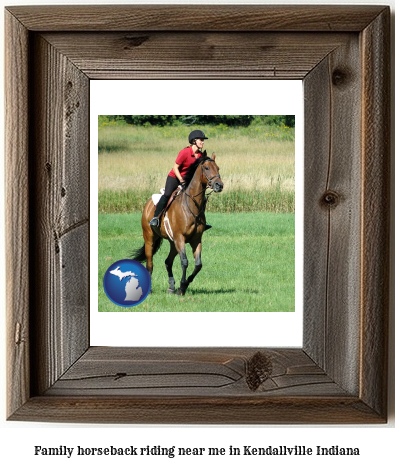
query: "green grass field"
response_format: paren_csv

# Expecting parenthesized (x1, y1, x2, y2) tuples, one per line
(98, 212, 295, 312)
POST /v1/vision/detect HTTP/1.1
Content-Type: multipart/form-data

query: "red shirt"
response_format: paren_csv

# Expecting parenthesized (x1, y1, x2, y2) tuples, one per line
(168, 147, 201, 179)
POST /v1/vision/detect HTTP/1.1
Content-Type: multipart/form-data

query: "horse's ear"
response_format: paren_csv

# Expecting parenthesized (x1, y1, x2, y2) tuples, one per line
(202, 150, 207, 157)
(211, 152, 216, 160)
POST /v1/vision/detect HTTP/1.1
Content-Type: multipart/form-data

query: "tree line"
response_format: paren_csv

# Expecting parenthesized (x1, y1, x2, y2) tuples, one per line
(101, 115, 295, 128)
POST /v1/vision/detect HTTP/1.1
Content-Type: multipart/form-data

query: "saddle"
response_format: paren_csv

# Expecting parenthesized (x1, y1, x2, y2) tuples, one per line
(151, 186, 182, 213)
(151, 187, 182, 242)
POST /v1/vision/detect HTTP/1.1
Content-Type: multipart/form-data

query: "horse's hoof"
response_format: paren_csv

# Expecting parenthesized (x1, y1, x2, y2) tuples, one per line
(176, 288, 186, 296)
(167, 288, 176, 294)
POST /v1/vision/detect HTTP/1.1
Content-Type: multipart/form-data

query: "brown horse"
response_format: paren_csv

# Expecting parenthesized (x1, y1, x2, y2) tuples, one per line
(131, 151, 223, 295)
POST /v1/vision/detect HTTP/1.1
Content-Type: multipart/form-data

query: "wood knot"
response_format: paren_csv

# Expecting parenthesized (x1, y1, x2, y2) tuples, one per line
(246, 351, 273, 391)
(123, 35, 149, 49)
(321, 190, 340, 208)
(114, 372, 127, 381)
(15, 322, 22, 345)
(332, 68, 350, 87)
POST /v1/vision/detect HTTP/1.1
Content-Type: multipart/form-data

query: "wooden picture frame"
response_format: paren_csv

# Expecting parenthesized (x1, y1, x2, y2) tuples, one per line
(5, 5, 389, 424)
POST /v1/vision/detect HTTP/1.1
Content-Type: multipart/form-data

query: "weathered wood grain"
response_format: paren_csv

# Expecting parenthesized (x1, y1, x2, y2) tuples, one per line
(9, 349, 382, 424)
(360, 9, 390, 418)
(303, 55, 331, 371)
(29, 35, 90, 395)
(304, 35, 362, 395)
(46, 347, 343, 397)
(42, 32, 350, 80)
(5, 10, 30, 419)
(5, 5, 386, 32)
(5, 5, 389, 424)
(10, 395, 384, 425)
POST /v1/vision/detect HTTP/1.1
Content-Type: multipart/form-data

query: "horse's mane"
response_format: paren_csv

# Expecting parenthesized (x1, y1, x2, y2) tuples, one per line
(183, 150, 213, 188)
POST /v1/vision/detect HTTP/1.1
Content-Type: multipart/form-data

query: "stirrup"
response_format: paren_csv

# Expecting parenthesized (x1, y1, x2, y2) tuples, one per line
(149, 217, 160, 227)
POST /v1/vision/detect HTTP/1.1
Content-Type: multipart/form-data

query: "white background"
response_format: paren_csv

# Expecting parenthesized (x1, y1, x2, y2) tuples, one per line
(1, 0, 394, 469)
(90, 79, 304, 347)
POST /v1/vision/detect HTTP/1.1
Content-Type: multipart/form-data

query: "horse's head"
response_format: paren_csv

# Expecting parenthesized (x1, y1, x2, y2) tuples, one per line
(200, 152, 224, 193)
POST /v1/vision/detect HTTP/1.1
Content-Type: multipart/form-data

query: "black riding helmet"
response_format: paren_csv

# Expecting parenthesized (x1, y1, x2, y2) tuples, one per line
(188, 130, 209, 144)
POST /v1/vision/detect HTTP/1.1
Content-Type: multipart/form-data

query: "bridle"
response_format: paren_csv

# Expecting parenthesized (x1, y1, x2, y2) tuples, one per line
(201, 159, 221, 190)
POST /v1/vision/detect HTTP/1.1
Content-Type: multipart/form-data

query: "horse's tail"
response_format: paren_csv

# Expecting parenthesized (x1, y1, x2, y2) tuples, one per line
(130, 244, 147, 263)
(130, 237, 163, 263)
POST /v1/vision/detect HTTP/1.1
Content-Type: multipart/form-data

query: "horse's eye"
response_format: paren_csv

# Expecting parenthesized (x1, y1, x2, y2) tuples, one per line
(205, 166, 209, 170)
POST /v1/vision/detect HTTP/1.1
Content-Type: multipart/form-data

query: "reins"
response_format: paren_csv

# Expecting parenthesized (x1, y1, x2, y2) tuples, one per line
(183, 188, 213, 221)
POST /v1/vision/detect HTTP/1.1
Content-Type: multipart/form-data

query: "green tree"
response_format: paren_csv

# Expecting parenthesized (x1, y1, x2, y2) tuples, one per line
(122, 115, 176, 126)
(177, 115, 254, 126)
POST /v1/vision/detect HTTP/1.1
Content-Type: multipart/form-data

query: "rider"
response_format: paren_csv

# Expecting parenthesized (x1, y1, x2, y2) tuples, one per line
(149, 129, 212, 229)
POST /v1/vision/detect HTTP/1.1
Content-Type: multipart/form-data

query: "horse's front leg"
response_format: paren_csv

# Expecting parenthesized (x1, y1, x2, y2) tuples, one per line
(142, 228, 155, 292)
(186, 239, 202, 287)
(165, 242, 178, 294)
(174, 238, 189, 296)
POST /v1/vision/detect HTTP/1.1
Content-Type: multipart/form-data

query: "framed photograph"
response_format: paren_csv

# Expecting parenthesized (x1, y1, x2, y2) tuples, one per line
(5, 5, 389, 423)
(91, 81, 303, 348)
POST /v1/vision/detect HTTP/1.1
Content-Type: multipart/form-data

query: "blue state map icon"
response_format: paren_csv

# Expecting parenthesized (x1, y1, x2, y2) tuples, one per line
(103, 259, 151, 307)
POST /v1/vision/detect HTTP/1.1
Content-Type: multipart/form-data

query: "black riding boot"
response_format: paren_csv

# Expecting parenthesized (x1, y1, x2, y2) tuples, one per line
(149, 196, 168, 227)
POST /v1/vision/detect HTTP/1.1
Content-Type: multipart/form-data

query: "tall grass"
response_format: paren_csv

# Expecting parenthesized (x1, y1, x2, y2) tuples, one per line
(98, 120, 295, 213)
